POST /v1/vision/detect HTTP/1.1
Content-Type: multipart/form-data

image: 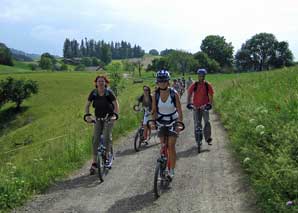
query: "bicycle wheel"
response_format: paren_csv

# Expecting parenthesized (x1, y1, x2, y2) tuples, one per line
(96, 154, 104, 182)
(154, 162, 165, 199)
(134, 128, 143, 152)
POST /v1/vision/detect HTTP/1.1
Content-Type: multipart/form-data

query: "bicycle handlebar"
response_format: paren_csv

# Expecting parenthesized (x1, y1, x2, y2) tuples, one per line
(84, 112, 119, 123)
(146, 119, 185, 132)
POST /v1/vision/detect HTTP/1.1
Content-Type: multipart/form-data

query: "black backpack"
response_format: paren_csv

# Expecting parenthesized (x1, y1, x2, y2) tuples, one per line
(91, 88, 114, 108)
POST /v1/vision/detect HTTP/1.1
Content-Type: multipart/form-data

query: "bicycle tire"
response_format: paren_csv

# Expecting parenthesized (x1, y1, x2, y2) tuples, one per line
(134, 128, 142, 152)
(97, 154, 104, 182)
(154, 162, 164, 199)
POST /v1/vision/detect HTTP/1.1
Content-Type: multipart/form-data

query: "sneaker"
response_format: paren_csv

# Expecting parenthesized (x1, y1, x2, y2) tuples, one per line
(206, 138, 213, 145)
(89, 162, 97, 175)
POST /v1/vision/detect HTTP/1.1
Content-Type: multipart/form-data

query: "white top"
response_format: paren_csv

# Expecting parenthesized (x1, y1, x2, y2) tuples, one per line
(157, 93, 178, 120)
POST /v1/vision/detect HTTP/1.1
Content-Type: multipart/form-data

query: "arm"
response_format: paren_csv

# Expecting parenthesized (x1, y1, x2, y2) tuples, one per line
(85, 100, 92, 114)
(151, 93, 157, 120)
(113, 99, 119, 114)
(175, 92, 183, 122)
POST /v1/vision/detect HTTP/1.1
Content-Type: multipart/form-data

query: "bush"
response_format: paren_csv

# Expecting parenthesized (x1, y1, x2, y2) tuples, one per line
(74, 64, 85, 71)
(0, 43, 13, 66)
(28, 63, 38, 71)
(0, 77, 38, 110)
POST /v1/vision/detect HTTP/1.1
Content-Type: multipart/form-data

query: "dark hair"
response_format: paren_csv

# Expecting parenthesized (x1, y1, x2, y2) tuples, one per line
(94, 75, 110, 88)
(143, 85, 151, 95)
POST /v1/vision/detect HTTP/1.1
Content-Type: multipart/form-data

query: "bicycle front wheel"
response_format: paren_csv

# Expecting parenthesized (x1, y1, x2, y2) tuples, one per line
(154, 162, 165, 199)
(134, 128, 142, 152)
(96, 154, 104, 182)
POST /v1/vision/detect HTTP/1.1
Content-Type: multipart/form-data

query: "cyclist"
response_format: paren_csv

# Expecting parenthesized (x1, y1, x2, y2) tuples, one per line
(136, 85, 152, 143)
(187, 68, 214, 145)
(152, 70, 183, 178)
(84, 75, 120, 175)
(186, 76, 193, 89)
(172, 79, 180, 93)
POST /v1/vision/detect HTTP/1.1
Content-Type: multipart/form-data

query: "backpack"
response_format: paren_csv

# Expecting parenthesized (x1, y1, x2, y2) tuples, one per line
(155, 87, 177, 108)
(193, 81, 209, 94)
(193, 81, 210, 102)
(91, 88, 114, 109)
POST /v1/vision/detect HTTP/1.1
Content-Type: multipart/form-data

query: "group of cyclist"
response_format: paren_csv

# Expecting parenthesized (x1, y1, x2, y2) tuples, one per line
(84, 68, 214, 178)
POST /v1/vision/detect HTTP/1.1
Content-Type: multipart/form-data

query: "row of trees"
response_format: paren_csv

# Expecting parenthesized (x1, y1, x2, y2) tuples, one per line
(63, 38, 145, 62)
(0, 77, 38, 110)
(0, 43, 13, 66)
(148, 33, 294, 73)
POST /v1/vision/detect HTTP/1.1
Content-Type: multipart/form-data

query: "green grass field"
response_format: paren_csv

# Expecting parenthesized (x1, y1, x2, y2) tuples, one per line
(0, 60, 298, 212)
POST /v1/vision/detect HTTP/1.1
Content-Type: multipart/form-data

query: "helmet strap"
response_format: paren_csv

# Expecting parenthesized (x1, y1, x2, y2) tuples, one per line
(160, 87, 168, 91)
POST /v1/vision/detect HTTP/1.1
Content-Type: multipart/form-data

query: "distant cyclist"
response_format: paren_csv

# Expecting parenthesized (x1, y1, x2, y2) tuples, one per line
(136, 85, 152, 142)
(186, 76, 193, 89)
(84, 75, 120, 175)
(152, 70, 183, 178)
(187, 69, 214, 145)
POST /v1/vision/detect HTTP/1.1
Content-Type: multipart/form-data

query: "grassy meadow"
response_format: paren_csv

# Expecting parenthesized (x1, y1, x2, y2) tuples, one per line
(213, 67, 298, 212)
(0, 60, 298, 212)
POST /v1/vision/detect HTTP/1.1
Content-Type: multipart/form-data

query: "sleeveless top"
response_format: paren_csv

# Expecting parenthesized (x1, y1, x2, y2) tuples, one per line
(157, 93, 178, 121)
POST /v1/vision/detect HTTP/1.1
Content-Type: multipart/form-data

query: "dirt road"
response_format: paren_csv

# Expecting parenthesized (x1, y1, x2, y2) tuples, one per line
(15, 98, 260, 213)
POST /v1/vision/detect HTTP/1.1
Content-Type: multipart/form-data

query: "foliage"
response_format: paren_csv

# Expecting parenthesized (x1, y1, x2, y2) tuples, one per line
(215, 67, 298, 212)
(63, 38, 145, 60)
(166, 50, 198, 75)
(235, 33, 294, 71)
(0, 72, 143, 211)
(39, 53, 56, 70)
(0, 77, 38, 110)
(74, 64, 86, 71)
(0, 43, 14, 66)
(149, 49, 159, 56)
(160, 48, 175, 56)
(193, 51, 220, 73)
(200, 35, 234, 68)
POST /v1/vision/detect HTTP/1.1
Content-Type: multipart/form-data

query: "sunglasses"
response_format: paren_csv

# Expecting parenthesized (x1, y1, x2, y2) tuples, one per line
(144, 88, 149, 91)
(157, 80, 168, 83)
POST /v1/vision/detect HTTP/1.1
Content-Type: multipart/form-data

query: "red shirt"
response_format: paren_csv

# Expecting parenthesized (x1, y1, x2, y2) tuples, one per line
(188, 81, 214, 107)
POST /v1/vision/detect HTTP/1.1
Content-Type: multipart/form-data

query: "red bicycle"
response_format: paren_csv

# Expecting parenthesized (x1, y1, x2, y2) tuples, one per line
(147, 119, 185, 198)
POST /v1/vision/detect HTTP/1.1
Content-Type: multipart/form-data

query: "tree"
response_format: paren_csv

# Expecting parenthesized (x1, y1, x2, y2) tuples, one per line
(0, 43, 13, 66)
(0, 77, 38, 110)
(234, 33, 294, 71)
(101, 44, 112, 64)
(39, 53, 55, 70)
(166, 50, 198, 75)
(194, 51, 220, 73)
(160, 49, 175, 56)
(148, 57, 170, 71)
(200, 35, 234, 68)
(149, 49, 159, 56)
(63, 38, 72, 58)
(270, 41, 294, 68)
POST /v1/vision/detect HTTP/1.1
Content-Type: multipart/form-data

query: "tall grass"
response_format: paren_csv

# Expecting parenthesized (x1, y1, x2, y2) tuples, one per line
(214, 67, 298, 212)
(0, 71, 145, 211)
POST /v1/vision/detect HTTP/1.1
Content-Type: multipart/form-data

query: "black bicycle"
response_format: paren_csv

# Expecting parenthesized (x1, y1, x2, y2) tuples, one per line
(133, 105, 151, 152)
(84, 112, 118, 182)
(147, 119, 185, 199)
(187, 103, 212, 153)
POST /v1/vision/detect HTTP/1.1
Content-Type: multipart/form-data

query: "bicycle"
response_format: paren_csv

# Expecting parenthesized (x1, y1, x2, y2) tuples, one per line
(84, 112, 118, 182)
(147, 119, 185, 199)
(187, 103, 212, 153)
(133, 105, 151, 152)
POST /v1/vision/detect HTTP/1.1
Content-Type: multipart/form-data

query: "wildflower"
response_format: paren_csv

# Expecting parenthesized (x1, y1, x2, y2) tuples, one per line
(243, 157, 250, 164)
(260, 109, 268, 114)
(249, 119, 255, 124)
(256, 125, 265, 132)
(286, 200, 294, 206)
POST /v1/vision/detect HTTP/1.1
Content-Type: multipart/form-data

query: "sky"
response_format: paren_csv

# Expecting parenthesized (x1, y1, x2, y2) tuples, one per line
(1, 0, 298, 59)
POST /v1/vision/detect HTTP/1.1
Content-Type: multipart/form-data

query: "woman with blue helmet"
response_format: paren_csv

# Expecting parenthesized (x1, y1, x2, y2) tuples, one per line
(151, 70, 183, 179)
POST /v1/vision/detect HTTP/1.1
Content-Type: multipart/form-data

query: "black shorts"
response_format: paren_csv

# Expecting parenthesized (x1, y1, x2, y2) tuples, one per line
(156, 119, 178, 138)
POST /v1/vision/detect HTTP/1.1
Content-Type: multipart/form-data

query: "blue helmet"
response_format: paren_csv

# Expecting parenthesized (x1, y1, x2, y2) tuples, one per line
(197, 68, 207, 76)
(156, 69, 170, 82)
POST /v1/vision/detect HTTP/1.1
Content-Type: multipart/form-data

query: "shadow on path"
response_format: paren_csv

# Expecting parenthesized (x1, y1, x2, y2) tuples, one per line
(107, 191, 156, 213)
